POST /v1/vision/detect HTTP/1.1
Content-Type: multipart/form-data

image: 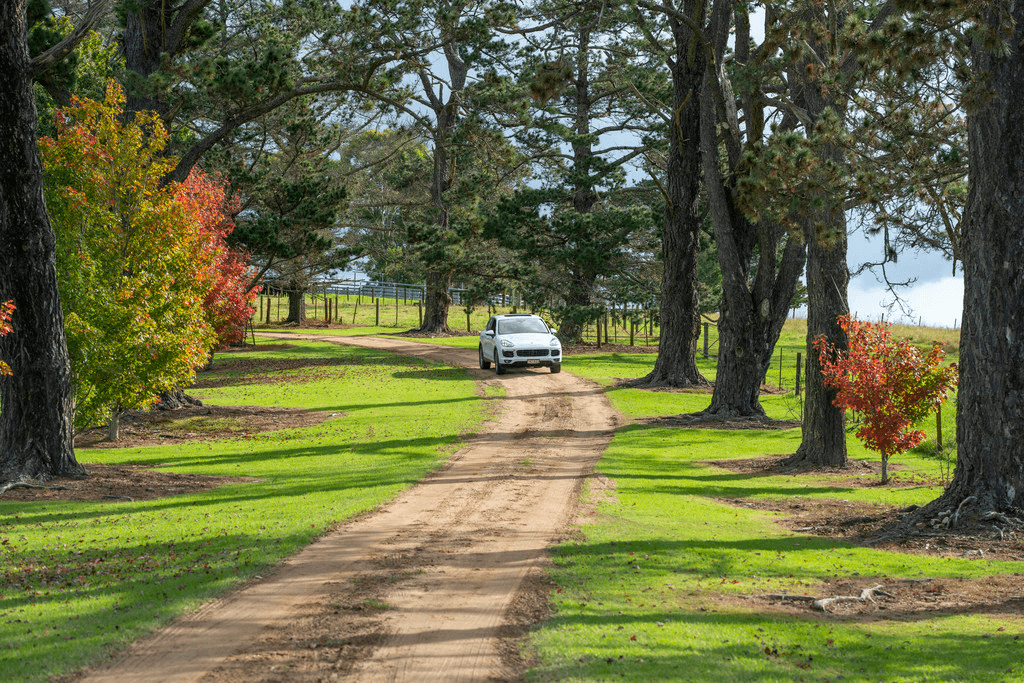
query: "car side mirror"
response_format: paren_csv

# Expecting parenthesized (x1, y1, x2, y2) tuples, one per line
(483, 330, 495, 337)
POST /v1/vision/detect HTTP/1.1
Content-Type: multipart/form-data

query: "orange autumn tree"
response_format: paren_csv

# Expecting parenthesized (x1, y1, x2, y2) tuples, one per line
(813, 315, 958, 483)
(176, 170, 256, 347)
(41, 82, 217, 437)
(0, 301, 13, 376)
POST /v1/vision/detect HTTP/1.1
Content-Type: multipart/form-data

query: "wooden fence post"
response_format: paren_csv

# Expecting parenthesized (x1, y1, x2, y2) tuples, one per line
(703, 322, 710, 358)
(375, 298, 380, 326)
(795, 352, 802, 396)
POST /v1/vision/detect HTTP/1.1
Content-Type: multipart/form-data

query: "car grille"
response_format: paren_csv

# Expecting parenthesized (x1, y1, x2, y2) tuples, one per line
(516, 349, 550, 358)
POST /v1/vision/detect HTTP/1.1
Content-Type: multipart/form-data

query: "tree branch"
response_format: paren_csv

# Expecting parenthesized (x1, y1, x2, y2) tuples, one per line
(29, 0, 113, 79)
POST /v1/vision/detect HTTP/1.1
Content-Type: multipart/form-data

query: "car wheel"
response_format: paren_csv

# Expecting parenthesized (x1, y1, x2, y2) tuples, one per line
(550, 363, 561, 374)
(495, 351, 506, 375)
(479, 345, 491, 369)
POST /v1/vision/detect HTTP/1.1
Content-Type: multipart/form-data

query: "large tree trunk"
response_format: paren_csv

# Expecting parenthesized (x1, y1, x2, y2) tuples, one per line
(557, 272, 596, 345)
(706, 238, 804, 418)
(556, 23, 599, 347)
(416, 36, 467, 336)
(785, 2, 851, 468)
(122, 6, 172, 120)
(699, 42, 806, 417)
(283, 287, 306, 324)
(789, 212, 849, 467)
(634, 2, 708, 389)
(933, 1, 1024, 517)
(420, 269, 453, 333)
(0, 3, 84, 481)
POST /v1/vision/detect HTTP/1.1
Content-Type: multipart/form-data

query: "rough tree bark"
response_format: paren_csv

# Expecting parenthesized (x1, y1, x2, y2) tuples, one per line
(932, 1, 1024, 517)
(420, 270, 453, 333)
(697, 0, 806, 418)
(283, 286, 307, 325)
(0, 1, 84, 481)
(121, 1, 209, 121)
(556, 19, 600, 346)
(416, 35, 468, 335)
(784, 2, 852, 468)
(788, 212, 849, 467)
(633, 0, 708, 388)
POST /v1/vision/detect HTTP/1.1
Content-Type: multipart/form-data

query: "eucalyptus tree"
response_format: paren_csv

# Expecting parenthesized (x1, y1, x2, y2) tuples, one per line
(0, 0, 110, 481)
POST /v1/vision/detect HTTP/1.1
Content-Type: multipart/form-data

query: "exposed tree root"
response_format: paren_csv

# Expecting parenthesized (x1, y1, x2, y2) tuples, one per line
(155, 388, 204, 411)
(812, 585, 891, 611)
(862, 496, 1024, 547)
(621, 374, 711, 390)
(0, 478, 69, 497)
(763, 585, 892, 612)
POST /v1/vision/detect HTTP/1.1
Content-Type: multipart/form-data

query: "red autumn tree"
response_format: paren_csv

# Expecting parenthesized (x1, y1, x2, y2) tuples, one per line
(0, 301, 14, 376)
(175, 170, 256, 346)
(813, 315, 958, 483)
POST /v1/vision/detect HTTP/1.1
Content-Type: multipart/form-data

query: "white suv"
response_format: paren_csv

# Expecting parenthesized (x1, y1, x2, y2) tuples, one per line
(479, 314, 562, 375)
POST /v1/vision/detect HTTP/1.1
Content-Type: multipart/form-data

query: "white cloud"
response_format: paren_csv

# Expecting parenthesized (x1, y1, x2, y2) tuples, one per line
(847, 275, 963, 329)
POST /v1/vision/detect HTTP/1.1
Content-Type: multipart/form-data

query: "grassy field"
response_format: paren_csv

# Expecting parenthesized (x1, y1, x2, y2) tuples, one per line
(1, 317, 974, 681)
(251, 292, 667, 347)
(0, 341, 489, 682)
(516, 348, 1019, 683)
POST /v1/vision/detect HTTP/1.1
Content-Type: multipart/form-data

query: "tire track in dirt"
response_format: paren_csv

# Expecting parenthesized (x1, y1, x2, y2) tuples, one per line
(77, 334, 619, 682)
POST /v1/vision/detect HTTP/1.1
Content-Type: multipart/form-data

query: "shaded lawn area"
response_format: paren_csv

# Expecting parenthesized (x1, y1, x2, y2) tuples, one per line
(0, 341, 488, 682)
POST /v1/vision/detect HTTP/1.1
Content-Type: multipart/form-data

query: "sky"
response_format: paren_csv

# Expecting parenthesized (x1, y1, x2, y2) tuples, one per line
(841, 230, 963, 330)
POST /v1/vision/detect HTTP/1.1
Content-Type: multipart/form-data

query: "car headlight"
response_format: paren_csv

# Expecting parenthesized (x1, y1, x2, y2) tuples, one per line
(549, 338, 560, 347)
(500, 339, 514, 347)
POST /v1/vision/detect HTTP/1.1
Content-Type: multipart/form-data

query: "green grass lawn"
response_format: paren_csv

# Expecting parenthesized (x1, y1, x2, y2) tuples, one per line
(0, 340, 488, 682)
(522, 350, 1018, 683)
(1, 320, 976, 681)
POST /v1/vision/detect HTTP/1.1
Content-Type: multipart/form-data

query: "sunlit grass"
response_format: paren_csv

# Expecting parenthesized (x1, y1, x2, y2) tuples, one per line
(523, 328, 1018, 683)
(0, 340, 487, 682)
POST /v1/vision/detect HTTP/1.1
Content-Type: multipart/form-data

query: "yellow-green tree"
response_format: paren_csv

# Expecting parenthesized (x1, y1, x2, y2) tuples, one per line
(41, 82, 216, 437)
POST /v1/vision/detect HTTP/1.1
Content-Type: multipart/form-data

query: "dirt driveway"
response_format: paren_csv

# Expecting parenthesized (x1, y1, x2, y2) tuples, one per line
(77, 334, 620, 683)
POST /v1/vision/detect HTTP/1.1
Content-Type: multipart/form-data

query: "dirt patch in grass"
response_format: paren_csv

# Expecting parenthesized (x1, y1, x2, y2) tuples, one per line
(74, 404, 338, 450)
(726, 573, 1024, 622)
(565, 342, 660, 355)
(706, 455, 1024, 622)
(709, 455, 938, 486)
(0, 463, 262, 503)
(642, 415, 802, 430)
(0, 401, 335, 503)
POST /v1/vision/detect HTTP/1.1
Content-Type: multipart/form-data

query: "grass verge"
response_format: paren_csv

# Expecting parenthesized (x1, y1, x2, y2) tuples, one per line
(0, 340, 487, 682)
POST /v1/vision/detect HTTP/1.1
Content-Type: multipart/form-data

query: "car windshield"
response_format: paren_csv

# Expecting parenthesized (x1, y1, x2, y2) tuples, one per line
(496, 318, 549, 335)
